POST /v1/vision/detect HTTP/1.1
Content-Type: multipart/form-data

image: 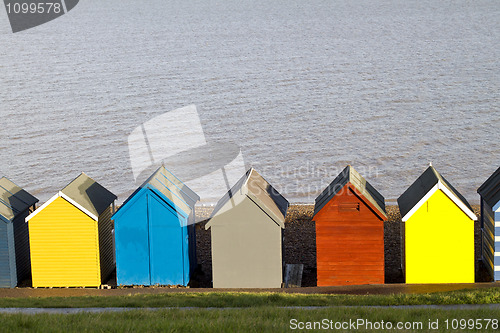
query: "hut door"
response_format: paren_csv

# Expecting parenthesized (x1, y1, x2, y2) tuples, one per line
(115, 195, 150, 286)
(148, 195, 184, 286)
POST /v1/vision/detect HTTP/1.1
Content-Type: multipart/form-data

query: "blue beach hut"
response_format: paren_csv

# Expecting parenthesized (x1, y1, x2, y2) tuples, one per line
(112, 166, 199, 286)
(0, 177, 38, 288)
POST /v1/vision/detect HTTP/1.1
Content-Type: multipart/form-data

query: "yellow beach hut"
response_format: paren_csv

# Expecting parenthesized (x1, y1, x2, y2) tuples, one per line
(397, 165, 476, 284)
(26, 173, 116, 288)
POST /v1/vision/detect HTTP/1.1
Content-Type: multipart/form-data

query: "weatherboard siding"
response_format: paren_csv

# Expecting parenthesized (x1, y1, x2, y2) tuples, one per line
(481, 199, 495, 266)
(29, 197, 101, 287)
(7, 223, 16, 287)
(405, 190, 474, 284)
(13, 212, 31, 285)
(315, 187, 385, 286)
(481, 198, 500, 280)
(98, 206, 114, 284)
(0, 222, 13, 288)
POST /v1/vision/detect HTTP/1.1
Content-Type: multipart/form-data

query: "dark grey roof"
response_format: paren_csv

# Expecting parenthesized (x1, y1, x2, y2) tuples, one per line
(398, 165, 473, 218)
(210, 168, 289, 225)
(0, 177, 38, 222)
(313, 165, 386, 218)
(61, 173, 117, 218)
(477, 166, 500, 209)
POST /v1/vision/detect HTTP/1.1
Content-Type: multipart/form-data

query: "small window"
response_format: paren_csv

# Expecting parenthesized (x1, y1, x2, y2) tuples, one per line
(339, 203, 360, 212)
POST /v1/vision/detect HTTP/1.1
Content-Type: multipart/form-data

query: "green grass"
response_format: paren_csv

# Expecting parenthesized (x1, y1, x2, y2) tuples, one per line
(0, 288, 500, 308)
(2, 307, 500, 332)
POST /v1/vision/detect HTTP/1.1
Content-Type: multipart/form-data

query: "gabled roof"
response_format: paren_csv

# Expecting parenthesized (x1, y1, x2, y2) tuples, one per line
(477, 166, 500, 211)
(141, 165, 199, 207)
(117, 166, 199, 217)
(61, 173, 117, 217)
(397, 165, 476, 221)
(0, 177, 38, 222)
(313, 165, 387, 219)
(206, 168, 289, 228)
(27, 173, 116, 222)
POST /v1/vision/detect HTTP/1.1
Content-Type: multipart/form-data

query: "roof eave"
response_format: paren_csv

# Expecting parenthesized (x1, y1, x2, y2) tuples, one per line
(0, 215, 9, 224)
(348, 184, 387, 220)
(246, 192, 286, 228)
(26, 192, 101, 222)
(26, 193, 60, 222)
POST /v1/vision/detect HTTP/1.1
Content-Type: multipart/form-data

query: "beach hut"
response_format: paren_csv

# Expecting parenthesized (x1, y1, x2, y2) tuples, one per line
(205, 168, 289, 288)
(398, 165, 476, 284)
(26, 173, 116, 288)
(313, 165, 387, 286)
(112, 166, 199, 286)
(0, 177, 38, 288)
(477, 166, 500, 281)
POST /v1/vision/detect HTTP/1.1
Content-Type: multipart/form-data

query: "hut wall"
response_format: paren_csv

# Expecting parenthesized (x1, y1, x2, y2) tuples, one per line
(405, 190, 474, 283)
(481, 199, 497, 280)
(210, 198, 283, 288)
(0, 221, 15, 288)
(114, 188, 191, 286)
(115, 190, 150, 286)
(98, 206, 114, 284)
(315, 186, 384, 286)
(13, 211, 31, 285)
(29, 197, 101, 287)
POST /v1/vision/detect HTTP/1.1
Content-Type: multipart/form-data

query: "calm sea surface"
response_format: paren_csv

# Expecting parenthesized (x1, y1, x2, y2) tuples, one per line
(0, 0, 498, 205)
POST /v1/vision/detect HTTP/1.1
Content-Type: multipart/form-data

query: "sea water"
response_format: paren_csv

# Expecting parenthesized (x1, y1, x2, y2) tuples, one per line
(0, 0, 498, 204)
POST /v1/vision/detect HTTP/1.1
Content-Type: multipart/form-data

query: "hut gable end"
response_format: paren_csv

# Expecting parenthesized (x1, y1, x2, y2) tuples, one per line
(313, 165, 386, 220)
(314, 184, 386, 222)
(206, 168, 289, 229)
(398, 166, 476, 222)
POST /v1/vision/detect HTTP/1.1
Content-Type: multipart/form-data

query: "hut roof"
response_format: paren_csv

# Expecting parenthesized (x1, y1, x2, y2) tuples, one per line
(398, 165, 476, 221)
(207, 168, 289, 228)
(477, 166, 500, 211)
(313, 165, 387, 219)
(27, 173, 116, 222)
(141, 165, 199, 206)
(118, 166, 199, 216)
(0, 177, 38, 222)
(61, 173, 117, 217)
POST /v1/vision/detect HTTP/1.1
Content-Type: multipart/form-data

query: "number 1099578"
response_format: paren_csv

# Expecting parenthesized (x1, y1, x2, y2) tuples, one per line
(5, 2, 62, 14)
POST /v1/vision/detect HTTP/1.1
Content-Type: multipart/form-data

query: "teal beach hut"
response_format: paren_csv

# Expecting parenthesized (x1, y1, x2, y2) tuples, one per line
(0, 177, 38, 288)
(112, 166, 199, 286)
(478, 166, 500, 281)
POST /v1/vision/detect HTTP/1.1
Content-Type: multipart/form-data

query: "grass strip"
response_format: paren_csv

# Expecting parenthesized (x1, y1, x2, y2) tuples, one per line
(2, 307, 500, 332)
(0, 288, 500, 308)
